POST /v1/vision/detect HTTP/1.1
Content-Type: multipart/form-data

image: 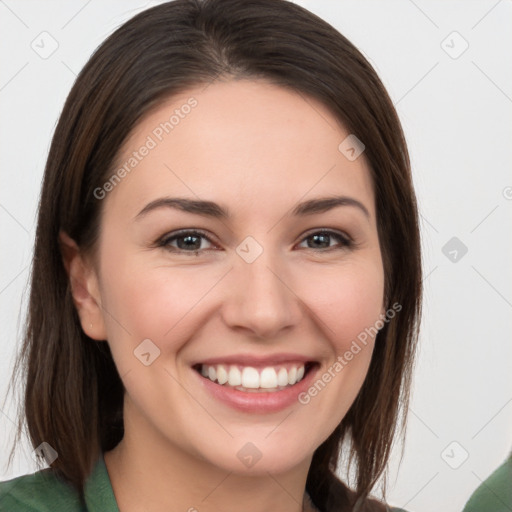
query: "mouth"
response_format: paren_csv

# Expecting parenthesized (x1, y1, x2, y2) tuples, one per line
(191, 357, 320, 413)
(193, 361, 316, 392)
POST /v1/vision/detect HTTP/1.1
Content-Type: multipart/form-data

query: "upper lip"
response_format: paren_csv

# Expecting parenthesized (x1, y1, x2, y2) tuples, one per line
(192, 353, 316, 367)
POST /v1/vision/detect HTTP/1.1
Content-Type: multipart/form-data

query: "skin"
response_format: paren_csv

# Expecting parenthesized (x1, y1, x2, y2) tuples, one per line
(61, 79, 385, 512)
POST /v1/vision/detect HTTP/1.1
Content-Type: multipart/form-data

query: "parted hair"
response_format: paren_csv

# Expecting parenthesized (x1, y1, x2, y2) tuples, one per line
(6, 1, 422, 510)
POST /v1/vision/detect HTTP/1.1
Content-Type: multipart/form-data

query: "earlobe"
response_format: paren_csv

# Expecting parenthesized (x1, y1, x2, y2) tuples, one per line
(58, 230, 107, 341)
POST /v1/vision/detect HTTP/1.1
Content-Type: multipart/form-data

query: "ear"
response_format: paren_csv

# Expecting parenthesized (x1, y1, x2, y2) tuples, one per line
(59, 231, 107, 341)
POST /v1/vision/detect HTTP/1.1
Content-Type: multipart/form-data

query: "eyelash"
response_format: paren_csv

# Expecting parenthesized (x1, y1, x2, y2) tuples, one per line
(155, 228, 353, 255)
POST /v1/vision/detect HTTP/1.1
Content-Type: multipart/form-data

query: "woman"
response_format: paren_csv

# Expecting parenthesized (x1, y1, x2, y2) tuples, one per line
(0, 0, 421, 510)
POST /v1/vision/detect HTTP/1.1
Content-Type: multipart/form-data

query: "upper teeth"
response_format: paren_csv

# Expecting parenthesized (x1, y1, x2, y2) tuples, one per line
(200, 364, 306, 389)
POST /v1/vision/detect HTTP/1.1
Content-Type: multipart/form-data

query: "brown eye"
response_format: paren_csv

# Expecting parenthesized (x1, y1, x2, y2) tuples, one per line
(297, 230, 352, 250)
(158, 230, 216, 254)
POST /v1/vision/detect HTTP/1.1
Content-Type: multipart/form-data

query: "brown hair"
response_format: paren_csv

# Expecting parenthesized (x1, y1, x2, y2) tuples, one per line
(6, 0, 422, 509)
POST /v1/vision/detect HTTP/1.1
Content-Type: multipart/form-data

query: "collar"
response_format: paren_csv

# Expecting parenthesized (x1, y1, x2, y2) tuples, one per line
(83, 452, 120, 511)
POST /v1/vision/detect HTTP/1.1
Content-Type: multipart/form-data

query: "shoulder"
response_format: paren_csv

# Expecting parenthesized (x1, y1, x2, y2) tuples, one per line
(360, 494, 410, 512)
(361, 493, 410, 512)
(318, 478, 411, 512)
(462, 457, 512, 511)
(350, 493, 410, 512)
(0, 468, 83, 512)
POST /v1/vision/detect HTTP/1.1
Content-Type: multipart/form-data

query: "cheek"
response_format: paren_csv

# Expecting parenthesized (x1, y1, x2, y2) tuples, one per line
(96, 253, 208, 417)
(97, 251, 230, 368)
(298, 259, 385, 351)
(284, 260, 384, 445)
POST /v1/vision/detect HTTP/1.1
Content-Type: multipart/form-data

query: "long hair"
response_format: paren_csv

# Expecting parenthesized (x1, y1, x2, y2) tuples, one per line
(6, 0, 422, 509)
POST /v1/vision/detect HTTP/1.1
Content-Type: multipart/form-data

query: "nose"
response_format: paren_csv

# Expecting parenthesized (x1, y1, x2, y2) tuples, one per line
(220, 249, 303, 339)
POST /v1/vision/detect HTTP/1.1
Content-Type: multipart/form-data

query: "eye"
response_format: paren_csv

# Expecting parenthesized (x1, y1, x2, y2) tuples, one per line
(157, 230, 217, 254)
(156, 228, 353, 255)
(296, 230, 352, 250)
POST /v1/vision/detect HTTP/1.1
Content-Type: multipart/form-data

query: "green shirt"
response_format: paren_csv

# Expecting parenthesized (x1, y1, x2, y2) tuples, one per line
(0, 453, 118, 512)
(462, 457, 512, 512)
(0, 454, 407, 511)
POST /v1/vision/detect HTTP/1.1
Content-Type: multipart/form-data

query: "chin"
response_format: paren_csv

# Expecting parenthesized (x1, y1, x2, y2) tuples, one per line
(190, 432, 317, 476)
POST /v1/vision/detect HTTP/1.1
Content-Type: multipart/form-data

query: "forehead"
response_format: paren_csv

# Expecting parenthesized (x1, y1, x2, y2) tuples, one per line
(106, 79, 375, 219)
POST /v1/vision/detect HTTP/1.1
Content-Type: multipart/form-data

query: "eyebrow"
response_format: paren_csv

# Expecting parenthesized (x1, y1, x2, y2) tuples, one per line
(135, 195, 370, 220)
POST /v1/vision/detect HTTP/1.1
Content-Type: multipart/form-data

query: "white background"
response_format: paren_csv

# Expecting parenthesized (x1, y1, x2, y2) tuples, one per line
(1, 1, 511, 511)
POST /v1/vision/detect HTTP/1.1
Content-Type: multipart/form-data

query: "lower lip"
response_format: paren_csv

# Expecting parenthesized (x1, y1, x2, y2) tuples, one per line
(193, 365, 319, 413)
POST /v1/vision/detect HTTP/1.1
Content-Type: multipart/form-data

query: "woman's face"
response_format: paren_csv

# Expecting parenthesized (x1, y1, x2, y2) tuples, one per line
(85, 79, 385, 474)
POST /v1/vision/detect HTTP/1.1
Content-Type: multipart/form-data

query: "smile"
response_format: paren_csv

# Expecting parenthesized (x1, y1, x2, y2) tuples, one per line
(195, 363, 311, 392)
(192, 356, 319, 413)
